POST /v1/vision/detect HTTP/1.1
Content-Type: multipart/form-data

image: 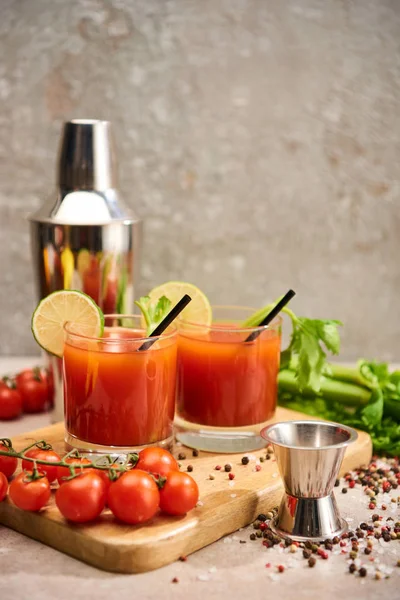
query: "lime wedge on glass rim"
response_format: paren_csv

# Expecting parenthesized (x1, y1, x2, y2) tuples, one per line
(31, 290, 104, 357)
(147, 281, 212, 327)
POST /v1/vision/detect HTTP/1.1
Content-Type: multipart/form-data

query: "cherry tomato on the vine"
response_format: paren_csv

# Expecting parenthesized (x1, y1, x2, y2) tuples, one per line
(0, 472, 8, 501)
(16, 368, 49, 414)
(9, 472, 51, 511)
(55, 472, 106, 523)
(22, 448, 61, 483)
(56, 457, 93, 486)
(0, 442, 18, 479)
(135, 447, 179, 477)
(159, 471, 199, 516)
(108, 469, 160, 525)
(0, 379, 22, 420)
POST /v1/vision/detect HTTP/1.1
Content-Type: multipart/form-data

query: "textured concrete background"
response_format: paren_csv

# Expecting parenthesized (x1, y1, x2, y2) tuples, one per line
(0, 0, 399, 359)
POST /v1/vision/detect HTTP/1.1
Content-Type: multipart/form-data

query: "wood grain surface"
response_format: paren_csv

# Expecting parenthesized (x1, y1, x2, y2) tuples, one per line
(0, 408, 372, 574)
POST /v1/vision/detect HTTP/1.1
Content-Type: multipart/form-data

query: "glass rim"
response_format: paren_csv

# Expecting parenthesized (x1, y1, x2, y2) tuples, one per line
(179, 305, 282, 333)
(63, 313, 178, 343)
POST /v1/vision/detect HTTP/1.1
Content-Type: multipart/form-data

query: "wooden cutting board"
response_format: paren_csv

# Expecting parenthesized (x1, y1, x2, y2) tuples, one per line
(0, 408, 372, 574)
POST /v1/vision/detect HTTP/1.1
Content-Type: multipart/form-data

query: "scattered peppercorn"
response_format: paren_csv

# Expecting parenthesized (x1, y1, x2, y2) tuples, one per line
(256, 530, 263, 538)
(172, 577, 179, 583)
(179, 556, 187, 562)
(192, 449, 199, 457)
(342, 487, 348, 494)
(265, 454, 271, 460)
(303, 549, 312, 559)
(260, 456, 265, 463)
(228, 472, 235, 480)
(209, 474, 215, 480)
(349, 563, 357, 574)
(255, 464, 262, 472)
(215, 465, 221, 470)
(332, 536, 340, 545)
(267, 446, 274, 454)
(241, 456, 249, 465)
(349, 551, 358, 560)
(364, 548, 371, 555)
(224, 464, 232, 472)
(187, 465, 193, 472)
(277, 565, 285, 573)
(359, 567, 367, 578)
(372, 514, 380, 522)
(250, 533, 256, 541)
(334, 479, 340, 487)
(178, 453, 186, 460)
(308, 557, 316, 568)
(258, 513, 267, 522)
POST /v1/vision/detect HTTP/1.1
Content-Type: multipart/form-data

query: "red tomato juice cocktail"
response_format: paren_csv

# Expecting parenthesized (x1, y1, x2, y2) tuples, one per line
(63, 315, 177, 451)
(176, 307, 281, 429)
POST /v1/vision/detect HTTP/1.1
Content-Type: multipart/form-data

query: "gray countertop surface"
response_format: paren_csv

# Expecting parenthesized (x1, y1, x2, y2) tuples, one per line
(0, 357, 399, 600)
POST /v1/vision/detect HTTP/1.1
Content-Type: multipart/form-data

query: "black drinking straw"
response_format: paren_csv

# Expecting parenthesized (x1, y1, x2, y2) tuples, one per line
(138, 294, 192, 351)
(244, 289, 296, 343)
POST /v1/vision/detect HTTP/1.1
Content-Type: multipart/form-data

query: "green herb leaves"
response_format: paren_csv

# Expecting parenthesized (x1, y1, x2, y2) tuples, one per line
(134, 295, 172, 335)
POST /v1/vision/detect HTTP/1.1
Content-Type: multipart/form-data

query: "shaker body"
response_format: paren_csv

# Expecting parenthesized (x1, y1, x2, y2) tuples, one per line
(30, 218, 142, 422)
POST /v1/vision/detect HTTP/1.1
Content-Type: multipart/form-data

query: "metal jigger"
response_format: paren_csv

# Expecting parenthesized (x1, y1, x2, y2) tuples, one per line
(261, 420, 358, 541)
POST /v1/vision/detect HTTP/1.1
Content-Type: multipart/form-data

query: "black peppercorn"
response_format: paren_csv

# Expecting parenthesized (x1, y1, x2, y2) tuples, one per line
(265, 454, 271, 460)
(305, 540, 313, 549)
(364, 547, 371, 555)
(349, 563, 357, 574)
(360, 522, 368, 530)
(178, 452, 186, 460)
(342, 487, 348, 494)
(187, 465, 193, 472)
(334, 479, 340, 487)
(257, 514, 266, 522)
(303, 549, 312, 559)
(332, 536, 340, 545)
(359, 567, 367, 577)
(241, 456, 249, 465)
(308, 557, 316, 568)
(256, 530, 262, 538)
(192, 449, 199, 457)
(224, 464, 232, 472)
(250, 533, 256, 541)
(372, 514, 380, 522)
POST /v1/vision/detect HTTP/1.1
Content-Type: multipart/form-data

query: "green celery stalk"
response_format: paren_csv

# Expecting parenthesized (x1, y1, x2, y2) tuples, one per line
(327, 363, 376, 390)
(278, 369, 371, 407)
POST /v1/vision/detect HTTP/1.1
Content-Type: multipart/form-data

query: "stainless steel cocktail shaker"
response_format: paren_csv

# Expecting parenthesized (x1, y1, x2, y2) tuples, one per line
(29, 119, 142, 422)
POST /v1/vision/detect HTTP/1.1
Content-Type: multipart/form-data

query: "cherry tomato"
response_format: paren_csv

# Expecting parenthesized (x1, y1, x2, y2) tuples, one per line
(135, 447, 179, 477)
(56, 457, 92, 486)
(93, 465, 120, 495)
(22, 448, 61, 483)
(9, 472, 51, 511)
(0, 442, 18, 479)
(0, 472, 8, 501)
(0, 380, 22, 420)
(16, 368, 49, 413)
(55, 472, 106, 523)
(108, 469, 160, 524)
(159, 471, 199, 516)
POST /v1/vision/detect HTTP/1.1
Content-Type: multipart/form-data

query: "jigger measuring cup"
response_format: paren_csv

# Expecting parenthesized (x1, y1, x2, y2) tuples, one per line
(261, 420, 358, 541)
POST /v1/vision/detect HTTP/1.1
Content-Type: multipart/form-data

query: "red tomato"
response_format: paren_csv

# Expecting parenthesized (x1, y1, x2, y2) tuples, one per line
(0, 380, 22, 420)
(0, 472, 8, 501)
(0, 443, 18, 479)
(93, 465, 120, 495)
(159, 471, 199, 516)
(56, 457, 92, 486)
(22, 448, 61, 483)
(16, 368, 49, 414)
(55, 472, 106, 523)
(108, 469, 160, 524)
(9, 472, 51, 511)
(135, 447, 179, 477)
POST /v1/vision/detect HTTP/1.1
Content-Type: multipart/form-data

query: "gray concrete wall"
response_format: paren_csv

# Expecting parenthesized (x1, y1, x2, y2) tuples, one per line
(0, 0, 399, 360)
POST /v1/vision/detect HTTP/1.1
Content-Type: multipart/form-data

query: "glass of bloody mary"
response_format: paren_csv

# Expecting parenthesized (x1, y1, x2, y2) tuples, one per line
(175, 306, 282, 453)
(63, 315, 177, 453)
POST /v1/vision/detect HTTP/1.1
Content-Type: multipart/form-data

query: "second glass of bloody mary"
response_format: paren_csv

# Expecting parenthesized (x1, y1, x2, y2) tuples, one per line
(63, 315, 177, 453)
(175, 306, 282, 453)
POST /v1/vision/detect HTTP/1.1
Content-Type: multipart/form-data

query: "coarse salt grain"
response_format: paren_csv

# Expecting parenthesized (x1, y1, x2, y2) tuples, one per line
(197, 574, 210, 582)
(231, 494, 237, 498)
(209, 566, 217, 573)
(272, 473, 278, 478)
(197, 500, 204, 507)
(229, 481, 235, 488)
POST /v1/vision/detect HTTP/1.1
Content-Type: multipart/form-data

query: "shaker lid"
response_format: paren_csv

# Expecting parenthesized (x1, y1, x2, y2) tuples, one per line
(29, 120, 139, 225)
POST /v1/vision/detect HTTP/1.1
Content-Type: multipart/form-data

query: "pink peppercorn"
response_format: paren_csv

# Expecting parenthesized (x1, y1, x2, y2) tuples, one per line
(265, 563, 271, 568)
(259, 522, 267, 531)
(228, 472, 235, 480)
(349, 481, 355, 489)
(317, 548, 329, 559)
(277, 565, 285, 573)
(255, 465, 262, 472)
(369, 502, 375, 509)
(215, 465, 221, 470)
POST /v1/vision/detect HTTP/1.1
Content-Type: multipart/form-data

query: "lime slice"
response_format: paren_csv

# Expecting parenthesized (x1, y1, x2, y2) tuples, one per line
(147, 281, 212, 326)
(31, 290, 104, 357)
